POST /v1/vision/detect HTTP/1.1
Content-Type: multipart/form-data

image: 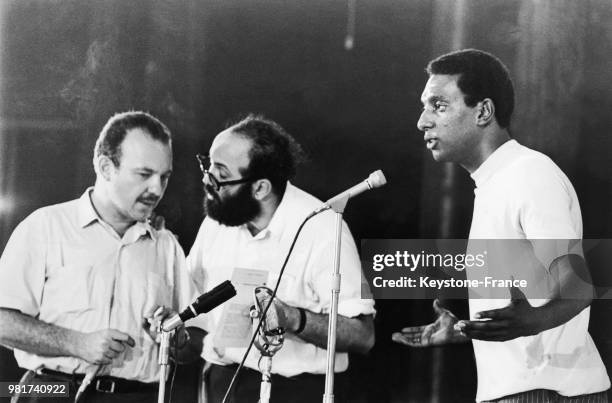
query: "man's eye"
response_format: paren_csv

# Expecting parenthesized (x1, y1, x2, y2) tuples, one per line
(217, 170, 230, 180)
(209, 168, 223, 180)
(434, 102, 447, 112)
(138, 172, 151, 178)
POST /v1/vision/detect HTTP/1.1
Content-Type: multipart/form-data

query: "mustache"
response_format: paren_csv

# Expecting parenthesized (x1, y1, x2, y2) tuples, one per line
(138, 195, 160, 204)
(204, 184, 219, 198)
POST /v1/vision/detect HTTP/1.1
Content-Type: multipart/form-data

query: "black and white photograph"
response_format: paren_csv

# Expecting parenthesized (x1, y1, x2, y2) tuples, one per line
(1, 1, 612, 402)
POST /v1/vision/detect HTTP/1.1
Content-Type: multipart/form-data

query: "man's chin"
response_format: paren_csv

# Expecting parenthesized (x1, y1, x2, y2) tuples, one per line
(204, 207, 243, 227)
(430, 149, 448, 162)
(204, 204, 255, 227)
(205, 211, 243, 227)
(133, 206, 155, 222)
(203, 185, 260, 227)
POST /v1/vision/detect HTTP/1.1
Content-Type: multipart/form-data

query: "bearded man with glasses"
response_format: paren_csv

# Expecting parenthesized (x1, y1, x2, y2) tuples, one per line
(186, 114, 375, 403)
(196, 153, 262, 228)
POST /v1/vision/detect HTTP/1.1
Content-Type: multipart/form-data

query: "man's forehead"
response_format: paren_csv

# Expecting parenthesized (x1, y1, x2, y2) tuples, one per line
(121, 128, 172, 160)
(209, 129, 252, 170)
(420, 74, 462, 102)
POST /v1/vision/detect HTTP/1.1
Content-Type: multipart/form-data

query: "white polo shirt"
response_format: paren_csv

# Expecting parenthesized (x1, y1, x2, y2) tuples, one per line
(186, 182, 375, 376)
(0, 189, 202, 383)
(467, 140, 609, 401)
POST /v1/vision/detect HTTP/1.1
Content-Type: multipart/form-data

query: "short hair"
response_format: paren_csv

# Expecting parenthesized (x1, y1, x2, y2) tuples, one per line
(94, 111, 172, 166)
(227, 114, 305, 196)
(426, 49, 514, 128)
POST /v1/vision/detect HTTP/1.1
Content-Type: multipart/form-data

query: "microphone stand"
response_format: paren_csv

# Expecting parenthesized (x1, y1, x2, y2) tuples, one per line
(258, 355, 273, 403)
(156, 281, 236, 403)
(322, 194, 350, 403)
(157, 328, 173, 403)
(250, 287, 285, 403)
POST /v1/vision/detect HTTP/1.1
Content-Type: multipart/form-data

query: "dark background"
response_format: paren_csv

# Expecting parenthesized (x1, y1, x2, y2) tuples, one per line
(1, 1, 612, 402)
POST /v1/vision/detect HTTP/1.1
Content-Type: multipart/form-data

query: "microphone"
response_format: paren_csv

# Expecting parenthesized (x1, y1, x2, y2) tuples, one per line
(162, 280, 236, 332)
(75, 366, 100, 402)
(314, 170, 387, 214)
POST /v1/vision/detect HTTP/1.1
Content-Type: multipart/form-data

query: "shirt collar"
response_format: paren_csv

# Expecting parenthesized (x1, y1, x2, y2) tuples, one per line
(77, 187, 155, 240)
(124, 220, 155, 242)
(246, 181, 297, 242)
(470, 139, 520, 188)
(77, 188, 100, 228)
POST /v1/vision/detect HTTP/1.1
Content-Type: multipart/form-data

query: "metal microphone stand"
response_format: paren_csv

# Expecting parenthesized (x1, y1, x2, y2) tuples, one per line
(322, 194, 349, 403)
(250, 287, 285, 403)
(157, 327, 174, 403)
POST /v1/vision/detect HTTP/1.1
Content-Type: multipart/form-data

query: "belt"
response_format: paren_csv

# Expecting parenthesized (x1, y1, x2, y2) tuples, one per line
(38, 369, 158, 394)
(210, 363, 338, 381)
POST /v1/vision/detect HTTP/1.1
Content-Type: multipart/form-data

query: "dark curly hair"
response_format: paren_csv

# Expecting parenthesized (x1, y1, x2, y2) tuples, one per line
(227, 114, 306, 196)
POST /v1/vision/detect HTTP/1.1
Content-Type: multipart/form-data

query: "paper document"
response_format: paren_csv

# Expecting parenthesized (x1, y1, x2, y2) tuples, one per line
(213, 268, 268, 347)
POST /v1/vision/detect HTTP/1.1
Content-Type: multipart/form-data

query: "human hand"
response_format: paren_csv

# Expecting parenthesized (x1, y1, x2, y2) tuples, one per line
(76, 329, 135, 365)
(254, 291, 297, 334)
(142, 305, 189, 346)
(455, 284, 540, 341)
(143, 305, 187, 345)
(149, 213, 166, 231)
(392, 300, 467, 347)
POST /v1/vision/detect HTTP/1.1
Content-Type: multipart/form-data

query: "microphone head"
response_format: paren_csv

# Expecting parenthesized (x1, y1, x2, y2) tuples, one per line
(168, 280, 237, 331)
(367, 170, 387, 189)
(193, 280, 237, 314)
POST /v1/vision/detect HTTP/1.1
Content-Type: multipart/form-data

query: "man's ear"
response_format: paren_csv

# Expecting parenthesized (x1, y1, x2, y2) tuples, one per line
(476, 98, 495, 126)
(97, 156, 115, 181)
(252, 179, 273, 201)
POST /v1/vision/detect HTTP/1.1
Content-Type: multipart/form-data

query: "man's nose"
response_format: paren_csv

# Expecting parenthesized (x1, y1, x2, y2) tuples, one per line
(202, 172, 215, 189)
(417, 111, 434, 132)
(148, 175, 163, 196)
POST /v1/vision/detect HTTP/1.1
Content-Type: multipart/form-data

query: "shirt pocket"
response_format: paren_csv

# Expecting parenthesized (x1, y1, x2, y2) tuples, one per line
(41, 264, 95, 321)
(145, 272, 174, 313)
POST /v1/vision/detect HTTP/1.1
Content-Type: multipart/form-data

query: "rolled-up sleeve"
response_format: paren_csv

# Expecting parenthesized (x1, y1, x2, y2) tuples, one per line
(0, 211, 47, 317)
(310, 219, 376, 318)
(518, 161, 583, 270)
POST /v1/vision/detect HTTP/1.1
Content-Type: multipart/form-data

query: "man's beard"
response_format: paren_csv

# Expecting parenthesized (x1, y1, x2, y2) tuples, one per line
(204, 183, 260, 226)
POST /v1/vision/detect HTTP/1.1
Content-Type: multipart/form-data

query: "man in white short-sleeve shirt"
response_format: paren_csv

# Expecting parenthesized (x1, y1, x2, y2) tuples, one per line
(392, 49, 609, 402)
(187, 114, 375, 403)
(0, 111, 204, 402)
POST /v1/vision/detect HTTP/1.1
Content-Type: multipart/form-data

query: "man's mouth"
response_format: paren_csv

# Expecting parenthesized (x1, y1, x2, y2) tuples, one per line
(425, 138, 438, 150)
(204, 185, 219, 201)
(138, 198, 158, 207)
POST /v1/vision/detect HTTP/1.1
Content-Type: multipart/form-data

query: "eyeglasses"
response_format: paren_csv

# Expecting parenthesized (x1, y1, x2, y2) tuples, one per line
(196, 154, 256, 191)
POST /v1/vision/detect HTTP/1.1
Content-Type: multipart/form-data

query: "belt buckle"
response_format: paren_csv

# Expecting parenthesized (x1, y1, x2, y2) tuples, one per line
(95, 378, 116, 393)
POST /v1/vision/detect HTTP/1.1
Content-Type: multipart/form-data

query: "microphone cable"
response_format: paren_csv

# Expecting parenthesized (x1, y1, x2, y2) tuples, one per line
(220, 210, 321, 403)
(167, 331, 179, 403)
